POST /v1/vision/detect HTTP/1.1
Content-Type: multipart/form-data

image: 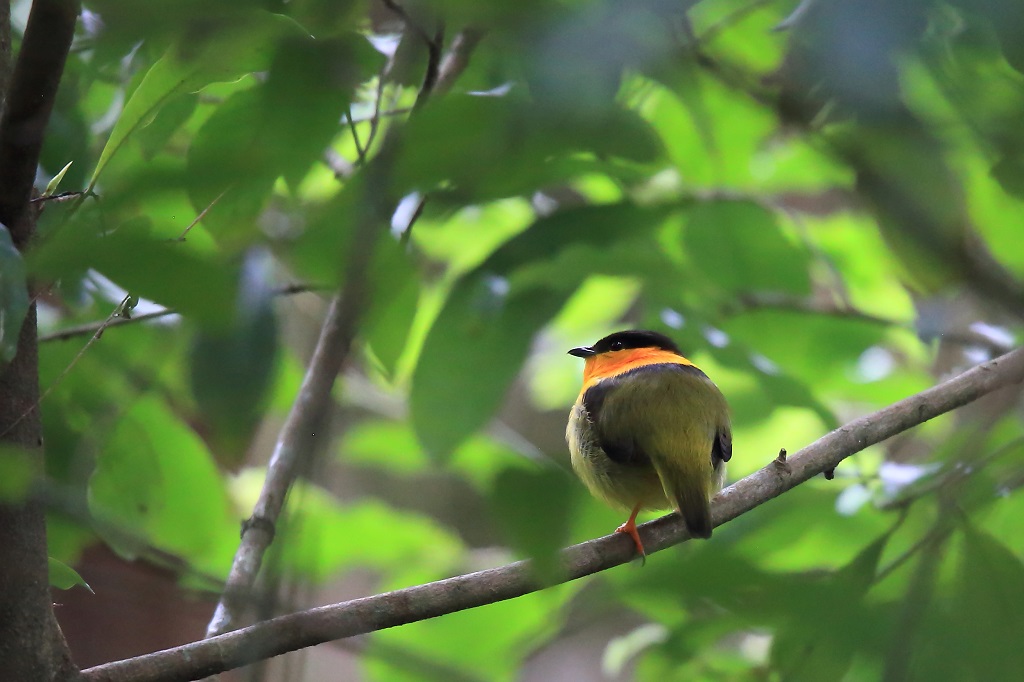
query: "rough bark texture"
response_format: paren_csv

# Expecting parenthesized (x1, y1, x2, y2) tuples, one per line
(0, 307, 79, 681)
(0, 1, 81, 680)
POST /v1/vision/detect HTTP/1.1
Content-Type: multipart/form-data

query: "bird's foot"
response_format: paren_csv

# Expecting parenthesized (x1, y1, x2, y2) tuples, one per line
(615, 518, 647, 565)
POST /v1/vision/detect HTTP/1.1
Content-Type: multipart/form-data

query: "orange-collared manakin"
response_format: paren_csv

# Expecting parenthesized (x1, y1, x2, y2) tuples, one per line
(566, 330, 732, 558)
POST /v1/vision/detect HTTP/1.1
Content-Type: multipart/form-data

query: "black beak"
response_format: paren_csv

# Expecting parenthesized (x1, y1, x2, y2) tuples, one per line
(568, 346, 596, 358)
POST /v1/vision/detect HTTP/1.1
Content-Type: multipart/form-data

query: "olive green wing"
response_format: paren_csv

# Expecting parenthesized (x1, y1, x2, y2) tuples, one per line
(582, 362, 730, 537)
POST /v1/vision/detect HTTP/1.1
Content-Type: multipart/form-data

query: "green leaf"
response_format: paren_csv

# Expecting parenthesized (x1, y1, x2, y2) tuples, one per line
(89, 11, 306, 191)
(363, 238, 420, 379)
(189, 251, 280, 457)
(0, 225, 28, 363)
(28, 214, 237, 329)
(365, 587, 565, 682)
(489, 465, 579, 581)
(395, 96, 662, 201)
(771, 534, 890, 681)
(229, 469, 462, 583)
(411, 203, 672, 456)
(136, 93, 198, 160)
(683, 200, 812, 296)
(88, 397, 237, 572)
(185, 34, 375, 238)
(44, 161, 73, 197)
(48, 557, 94, 593)
(948, 525, 1024, 678)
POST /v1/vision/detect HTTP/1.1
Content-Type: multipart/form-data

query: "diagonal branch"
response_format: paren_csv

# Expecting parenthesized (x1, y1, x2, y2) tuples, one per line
(38, 284, 320, 343)
(83, 346, 1024, 682)
(204, 237, 375, 638)
(203, 25, 484, 641)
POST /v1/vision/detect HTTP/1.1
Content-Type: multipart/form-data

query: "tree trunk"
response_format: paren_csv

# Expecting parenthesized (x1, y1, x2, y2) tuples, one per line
(0, 1, 82, 679)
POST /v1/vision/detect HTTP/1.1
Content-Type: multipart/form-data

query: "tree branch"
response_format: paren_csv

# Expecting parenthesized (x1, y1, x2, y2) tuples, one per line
(204, 247, 374, 638)
(0, 0, 79, 245)
(204, 25, 483, 640)
(82, 346, 1024, 682)
(38, 284, 321, 343)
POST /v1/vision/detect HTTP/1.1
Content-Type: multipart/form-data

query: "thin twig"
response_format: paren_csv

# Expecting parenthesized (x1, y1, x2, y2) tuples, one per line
(376, 0, 444, 109)
(729, 292, 900, 327)
(204, 232, 378, 639)
(177, 189, 227, 241)
(82, 346, 1024, 682)
(38, 284, 321, 343)
(1, 295, 131, 440)
(398, 193, 428, 246)
(379, 0, 433, 46)
(877, 435, 1024, 512)
(202, 9, 483, 646)
(348, 106, 412, 125)
(434, 29, 485, 97)
(412, 23, 444, 111)
(361, 61, 390, 160)
(874, 523, 945, 585)
(345, 105, 366, 165)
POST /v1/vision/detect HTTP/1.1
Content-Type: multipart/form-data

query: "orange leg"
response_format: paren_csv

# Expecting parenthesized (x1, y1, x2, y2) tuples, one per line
(615, 504, 646, 562)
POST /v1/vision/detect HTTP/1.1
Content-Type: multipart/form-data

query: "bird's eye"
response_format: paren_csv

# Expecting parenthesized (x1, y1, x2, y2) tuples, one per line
(610, 341, 624, 351)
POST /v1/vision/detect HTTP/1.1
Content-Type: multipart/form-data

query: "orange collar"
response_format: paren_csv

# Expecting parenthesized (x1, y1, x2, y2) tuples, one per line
(578, 348, 694, 397)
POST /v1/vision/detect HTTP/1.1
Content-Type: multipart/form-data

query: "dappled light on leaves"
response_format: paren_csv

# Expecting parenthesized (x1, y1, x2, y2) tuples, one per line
(0, 0, 1021, 680)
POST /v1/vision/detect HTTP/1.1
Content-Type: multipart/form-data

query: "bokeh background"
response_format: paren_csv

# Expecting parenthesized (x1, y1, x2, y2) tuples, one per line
(11, 0, 1024, 679)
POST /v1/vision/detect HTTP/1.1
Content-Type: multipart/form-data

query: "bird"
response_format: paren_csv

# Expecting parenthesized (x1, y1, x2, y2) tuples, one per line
(566, 330, 732, 559)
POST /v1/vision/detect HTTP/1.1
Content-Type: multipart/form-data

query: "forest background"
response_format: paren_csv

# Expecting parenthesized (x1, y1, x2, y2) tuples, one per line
(3, 0, 1024, 680)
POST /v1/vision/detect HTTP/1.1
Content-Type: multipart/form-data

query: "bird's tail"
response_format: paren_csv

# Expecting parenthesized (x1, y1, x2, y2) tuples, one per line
(651, 456, 714, 539)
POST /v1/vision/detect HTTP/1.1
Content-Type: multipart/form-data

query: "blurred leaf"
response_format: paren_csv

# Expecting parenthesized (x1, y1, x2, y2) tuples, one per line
(341, 421, 431, 474)
(852, 125, 967, 293)
(521, 0, 677, 115)
(683, 200, 812, 296)
(991, 155, 1024, 201)
(185, 34, 376, 238)
(489, 465, 578, 581)
(89, 10, 307, 190)
(720, 310, 888, 391)
(136, 93, 197, 160)
(88, 397, 236, 571)
(602, 623, 669, 679)
(29, 215, 237, 329)
(411, 203, 672, 456)
(770, 534, 890, 681)
(363, 238, 419, 378)
(947, 524, 1024, 678)
(229, 469, 462, 582)
(0, 225, 28, 363)
(189, 250, 279, 459)
(365, 586, 566, 682)
(48, 557, 94, 593)
(395, 96, 663, 201)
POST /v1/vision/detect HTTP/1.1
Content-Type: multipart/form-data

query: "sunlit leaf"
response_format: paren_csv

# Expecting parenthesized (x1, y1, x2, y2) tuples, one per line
(88, 397, 236, 572)
(683, 200, 812, 296)
(411, 203, 672, 457)
(48, 557, 94, 593)
(29, 214, 237, 329)
(89, 11, 307, 191)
